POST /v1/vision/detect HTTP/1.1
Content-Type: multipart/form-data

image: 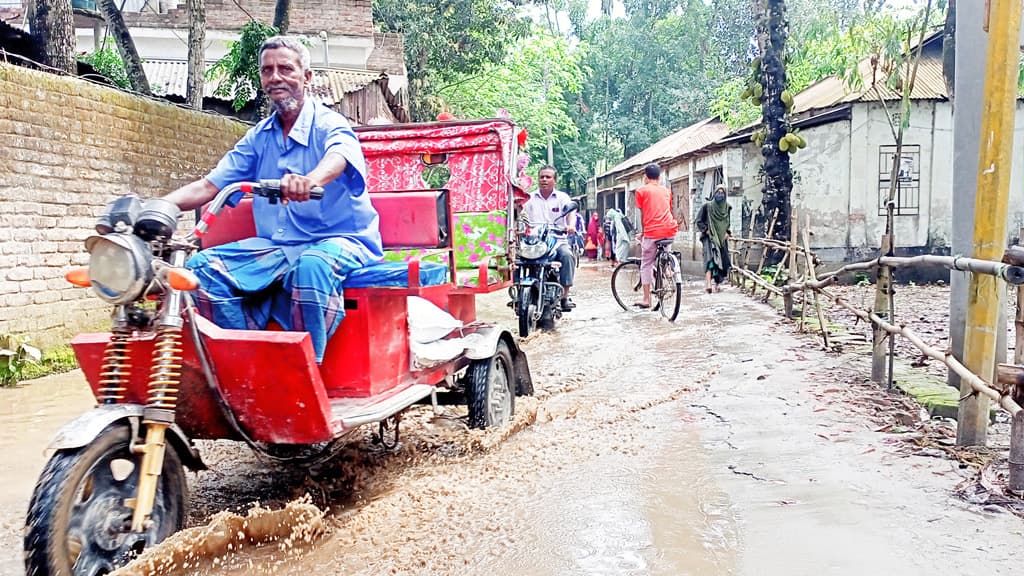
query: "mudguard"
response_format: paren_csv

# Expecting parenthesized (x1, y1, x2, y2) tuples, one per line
(48, 404, 206, 470)
(464, 325, 534, 396)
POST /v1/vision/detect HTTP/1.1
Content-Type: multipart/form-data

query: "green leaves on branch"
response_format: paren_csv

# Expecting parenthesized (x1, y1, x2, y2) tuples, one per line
(437, 30, 584, 162)
(373, 0, 530, 120)
(79, 39, 131, 90)
(207, 21, 279, 113)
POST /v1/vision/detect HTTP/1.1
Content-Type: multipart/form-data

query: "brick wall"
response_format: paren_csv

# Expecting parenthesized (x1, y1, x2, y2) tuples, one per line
(124, 0, 373, 37)
(366, 32, 406, 77)
(0, 63, 247, 347)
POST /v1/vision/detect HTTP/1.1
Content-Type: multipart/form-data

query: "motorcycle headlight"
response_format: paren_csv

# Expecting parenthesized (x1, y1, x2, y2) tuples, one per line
(518, 238, 549, 260)
(84, 233, 154, 304)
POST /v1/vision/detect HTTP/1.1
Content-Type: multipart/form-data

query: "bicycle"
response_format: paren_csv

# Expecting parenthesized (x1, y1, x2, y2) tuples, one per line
(611, 239, 683, 321)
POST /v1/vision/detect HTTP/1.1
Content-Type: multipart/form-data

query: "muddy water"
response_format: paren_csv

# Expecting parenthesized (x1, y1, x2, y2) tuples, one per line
(2, 263, 1023, 575)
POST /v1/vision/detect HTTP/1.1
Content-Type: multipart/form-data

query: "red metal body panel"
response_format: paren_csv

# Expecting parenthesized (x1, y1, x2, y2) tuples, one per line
(319, 288, 409, 397)
(73, 316, 337, 444)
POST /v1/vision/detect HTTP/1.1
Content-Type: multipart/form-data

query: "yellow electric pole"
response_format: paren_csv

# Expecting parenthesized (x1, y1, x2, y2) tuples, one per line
(957, 0, 1023, 446)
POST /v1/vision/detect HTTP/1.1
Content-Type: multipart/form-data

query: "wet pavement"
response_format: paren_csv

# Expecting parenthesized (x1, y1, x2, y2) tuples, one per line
(2, 263, 1023, 575)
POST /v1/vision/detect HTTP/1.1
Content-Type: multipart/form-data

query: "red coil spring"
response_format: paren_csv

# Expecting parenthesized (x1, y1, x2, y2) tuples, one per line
(146, 326, 183, 411)
(97, 328, 132, 404)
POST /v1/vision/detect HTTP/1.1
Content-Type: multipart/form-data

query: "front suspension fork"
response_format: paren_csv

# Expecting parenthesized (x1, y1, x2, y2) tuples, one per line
(131, 251, 188, 532)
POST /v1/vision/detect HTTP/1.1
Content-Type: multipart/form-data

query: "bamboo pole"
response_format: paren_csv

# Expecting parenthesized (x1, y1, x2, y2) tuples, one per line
(784, 210, 799, 318)
(819, 287, 1022, 416)
(753, 209, 779, 297)
(802, 215, 829, 349)
(733, 267, 783, 296)
(783, 255, 1024, 294)
(959, 0, 1022, 447)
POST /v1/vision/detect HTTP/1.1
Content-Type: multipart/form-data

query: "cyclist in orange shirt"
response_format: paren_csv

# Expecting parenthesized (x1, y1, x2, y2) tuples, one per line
(634, 163, 679, 308)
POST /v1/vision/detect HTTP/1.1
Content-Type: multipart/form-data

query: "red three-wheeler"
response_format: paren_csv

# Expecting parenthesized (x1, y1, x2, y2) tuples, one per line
(24, 119, 532, 576)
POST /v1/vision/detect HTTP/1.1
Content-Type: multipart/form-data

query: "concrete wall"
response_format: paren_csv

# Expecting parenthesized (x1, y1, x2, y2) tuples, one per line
(0, 63, 247, 347)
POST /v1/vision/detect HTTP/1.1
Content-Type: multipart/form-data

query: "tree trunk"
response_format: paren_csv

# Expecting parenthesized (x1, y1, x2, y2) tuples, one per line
(97, 0, 151, 95)
(273, 0, 291, 33)
(186, 0, 205, 110)
(27, 0, 76, 74)
(754, 0, 793, 243)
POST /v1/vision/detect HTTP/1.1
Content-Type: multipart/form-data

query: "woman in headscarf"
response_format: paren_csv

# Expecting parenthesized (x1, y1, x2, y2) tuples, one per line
(605, 208, 631, 265)
(585, 213, 601, 260)
(697, 185, 732, 293)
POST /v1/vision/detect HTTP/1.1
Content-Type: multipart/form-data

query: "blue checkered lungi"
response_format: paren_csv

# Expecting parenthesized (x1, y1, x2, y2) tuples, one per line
(187, 237, 372, 363)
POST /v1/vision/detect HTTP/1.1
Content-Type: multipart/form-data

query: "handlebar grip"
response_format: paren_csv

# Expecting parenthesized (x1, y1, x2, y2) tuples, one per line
(255, 179, 324, 200)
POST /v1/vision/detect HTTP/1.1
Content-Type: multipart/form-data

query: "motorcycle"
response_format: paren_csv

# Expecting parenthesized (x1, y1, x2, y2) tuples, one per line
(510, 202, 579, 337)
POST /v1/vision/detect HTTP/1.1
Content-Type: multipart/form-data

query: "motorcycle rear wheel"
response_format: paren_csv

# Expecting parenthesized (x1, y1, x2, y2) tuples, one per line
(25, 424, 186, 576)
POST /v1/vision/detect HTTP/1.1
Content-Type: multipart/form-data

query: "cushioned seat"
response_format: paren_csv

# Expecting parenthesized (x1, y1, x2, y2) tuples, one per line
(343, 261, 449, 289)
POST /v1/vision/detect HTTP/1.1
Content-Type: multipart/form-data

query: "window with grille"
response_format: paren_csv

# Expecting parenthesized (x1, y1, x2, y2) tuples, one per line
(878, 144, 921, 216)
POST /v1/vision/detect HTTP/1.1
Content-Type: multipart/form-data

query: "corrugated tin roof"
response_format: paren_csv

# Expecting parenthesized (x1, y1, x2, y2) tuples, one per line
(142, 60, 224, 99)
(604, 118, 731, 179)
(309, 68, 387, 106)
(142, 60, 386, 104)
(791, 32, 947, 115)
(791, 55, 947, 114)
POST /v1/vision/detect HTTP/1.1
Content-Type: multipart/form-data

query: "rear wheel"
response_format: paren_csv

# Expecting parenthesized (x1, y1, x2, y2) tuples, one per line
(656, 254, 682, 322)
(467, 341, 515, 429)
(611, 260, 642, 311)
(25, 424, 187, 576)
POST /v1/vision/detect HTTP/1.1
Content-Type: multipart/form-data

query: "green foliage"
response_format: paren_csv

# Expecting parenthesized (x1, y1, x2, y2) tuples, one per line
(855, 271, 872, 286)
(207, 21, 279, 113)
(20, 345, 78, 381)
(711, 3, 907, 129)
(0, 334, 41, 387)
(373, 0, 530, 120)
(437, 29, 584, 171)
(79, 39, 131, 90)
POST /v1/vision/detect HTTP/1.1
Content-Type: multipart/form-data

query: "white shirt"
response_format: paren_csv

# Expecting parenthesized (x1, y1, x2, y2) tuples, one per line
(523, 189, 573, 227)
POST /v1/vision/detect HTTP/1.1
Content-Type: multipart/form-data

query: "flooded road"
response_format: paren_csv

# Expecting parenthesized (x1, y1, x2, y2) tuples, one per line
(2, 263, 1022, 575)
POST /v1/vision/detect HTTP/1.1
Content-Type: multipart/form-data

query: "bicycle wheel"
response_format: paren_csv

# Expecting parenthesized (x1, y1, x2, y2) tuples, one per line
(656, 253, 682, 322)
(611, 260, 642, 311)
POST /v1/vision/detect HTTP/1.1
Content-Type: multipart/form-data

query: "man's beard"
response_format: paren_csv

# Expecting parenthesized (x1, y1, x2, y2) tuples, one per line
(271, 95, 301, 114)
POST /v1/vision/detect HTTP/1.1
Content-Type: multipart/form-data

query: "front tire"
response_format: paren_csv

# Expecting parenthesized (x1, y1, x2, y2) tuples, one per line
(25, 424, 187, 576)
(517, 285, 533, 338)
(467, 341, 515, 429)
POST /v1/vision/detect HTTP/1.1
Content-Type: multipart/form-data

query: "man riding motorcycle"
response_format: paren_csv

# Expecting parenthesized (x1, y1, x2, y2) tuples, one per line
(521, 165, 576, 311)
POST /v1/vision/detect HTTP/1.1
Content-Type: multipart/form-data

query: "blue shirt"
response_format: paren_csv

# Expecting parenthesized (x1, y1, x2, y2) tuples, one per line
(206, 100, 383, 263)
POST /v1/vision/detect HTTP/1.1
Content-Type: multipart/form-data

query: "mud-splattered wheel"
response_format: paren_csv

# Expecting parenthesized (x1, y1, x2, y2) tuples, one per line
(467, 340, 515, 429)
(25, 424, 186, 576)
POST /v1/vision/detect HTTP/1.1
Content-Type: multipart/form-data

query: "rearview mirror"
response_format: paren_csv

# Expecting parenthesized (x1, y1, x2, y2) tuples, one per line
(562, 201, 580, 215)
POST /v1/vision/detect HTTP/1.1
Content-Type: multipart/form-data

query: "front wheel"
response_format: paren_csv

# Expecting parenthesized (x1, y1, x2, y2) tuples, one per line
(517, 284, 535, 338)
(25, 424, 187, 576)
(467, 341, 515, 429)
(611, 260, 642, 311)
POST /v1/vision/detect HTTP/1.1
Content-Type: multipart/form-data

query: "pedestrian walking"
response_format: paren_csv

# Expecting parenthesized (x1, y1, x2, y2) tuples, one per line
(697, 184, 732, 293)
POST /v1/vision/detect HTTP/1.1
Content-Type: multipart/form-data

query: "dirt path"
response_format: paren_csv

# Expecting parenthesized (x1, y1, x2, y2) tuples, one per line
(2, 264, 1022, 575)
